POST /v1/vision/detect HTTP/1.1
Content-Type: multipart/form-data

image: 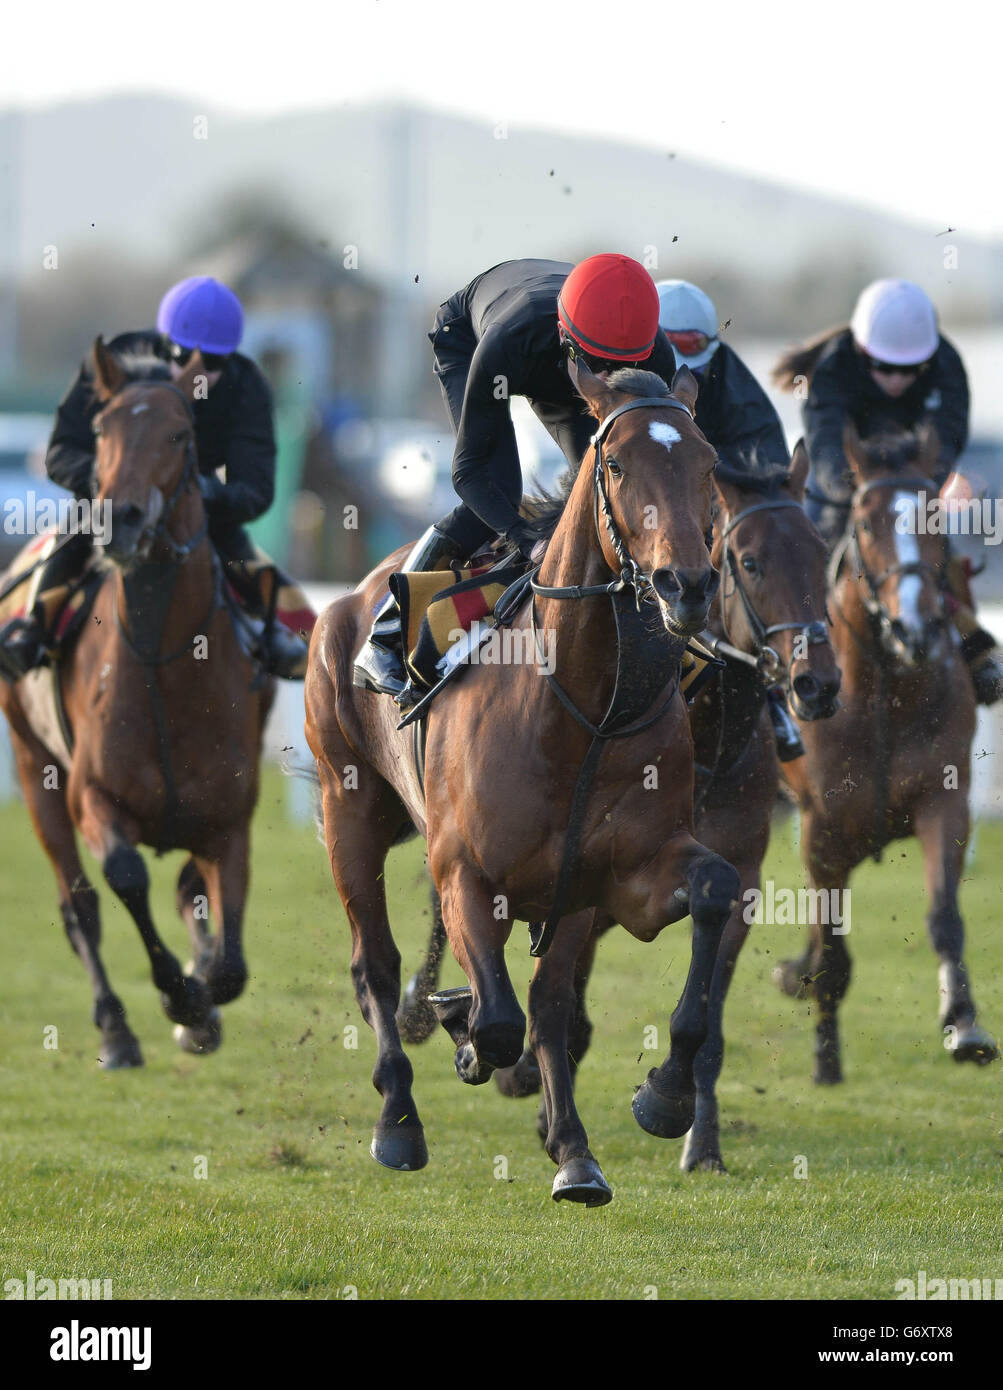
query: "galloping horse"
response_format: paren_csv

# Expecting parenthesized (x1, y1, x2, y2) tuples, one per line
(306, 362, 742, 1206)
(399, 444, 843, 1171)
(776, 425, 999, 1078)
(0, 340, 274, 1065)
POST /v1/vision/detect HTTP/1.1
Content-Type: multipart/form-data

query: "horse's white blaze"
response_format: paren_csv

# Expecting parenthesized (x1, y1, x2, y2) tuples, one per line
(649, 421, 681, 452)
(130, 402, 150, 415)
(893, 492, 922, 630)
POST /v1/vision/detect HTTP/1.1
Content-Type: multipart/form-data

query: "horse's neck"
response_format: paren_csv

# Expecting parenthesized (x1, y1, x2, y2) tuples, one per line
(114, 497, 215, 663)
(532, 461, 619, 719)
(831, 576, 896, 698)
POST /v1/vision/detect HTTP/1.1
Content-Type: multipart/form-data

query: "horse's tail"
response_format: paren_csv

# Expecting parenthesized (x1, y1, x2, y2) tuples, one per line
(280, 753, 325, 845)
(772, 325, 848, 392)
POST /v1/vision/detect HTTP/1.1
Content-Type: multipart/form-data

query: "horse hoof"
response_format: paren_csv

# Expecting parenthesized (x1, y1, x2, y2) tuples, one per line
(494, 1054, 542, 1098)
(454, 1042, 493, 1085)
(947, 1024, 1000, 1065)
(680, 1146, 727, 1174)
(552, 1156, 613, 1206)
(472, 1019, 525, 1071)
(370, 1123, 429, 1171)
(813, 1067, 843, 1086)
(161, 975, 212, 1029)
(773, 960, 809, 999)
(173, 1008, 223, 1055)
(99, 1036, 144, 1070)
(632, 1073, 695, 1139)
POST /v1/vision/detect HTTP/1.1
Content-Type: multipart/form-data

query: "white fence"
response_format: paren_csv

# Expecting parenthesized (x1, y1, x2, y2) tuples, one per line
(3, 589, 1003, 820)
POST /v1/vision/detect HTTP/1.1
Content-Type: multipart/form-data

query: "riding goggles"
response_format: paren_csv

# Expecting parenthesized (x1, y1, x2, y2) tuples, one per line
(665, 329, 717, 359)
(165, 339, 232, 372)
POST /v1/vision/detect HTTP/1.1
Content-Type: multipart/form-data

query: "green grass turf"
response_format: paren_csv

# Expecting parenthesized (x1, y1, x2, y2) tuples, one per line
(0, 770, 1000, 1300)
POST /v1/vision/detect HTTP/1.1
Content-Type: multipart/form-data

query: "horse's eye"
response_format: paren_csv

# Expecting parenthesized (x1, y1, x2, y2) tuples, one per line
(606, 458, 623, 478)
(741, 554, 759, 575)
(169, 431, 187, 446)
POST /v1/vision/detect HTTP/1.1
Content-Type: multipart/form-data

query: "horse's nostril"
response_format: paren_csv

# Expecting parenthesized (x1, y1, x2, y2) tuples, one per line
(652, 568, 680, 597)
(792, 673, 819, 701)
(114, 503, 144, 528)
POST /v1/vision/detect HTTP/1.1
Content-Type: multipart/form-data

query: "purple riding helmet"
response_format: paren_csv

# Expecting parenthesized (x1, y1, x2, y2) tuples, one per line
(157, 276, 244, 355)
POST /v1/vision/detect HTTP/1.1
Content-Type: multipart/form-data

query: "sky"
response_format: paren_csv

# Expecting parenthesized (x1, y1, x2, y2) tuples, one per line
(3, 0, 998, 238)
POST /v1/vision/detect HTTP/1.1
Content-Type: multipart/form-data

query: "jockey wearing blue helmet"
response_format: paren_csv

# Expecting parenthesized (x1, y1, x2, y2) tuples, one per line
(0, 277, 307, 682)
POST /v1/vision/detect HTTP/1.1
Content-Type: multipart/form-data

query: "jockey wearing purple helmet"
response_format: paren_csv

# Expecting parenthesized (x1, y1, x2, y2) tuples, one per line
(0, 277, 306, 681)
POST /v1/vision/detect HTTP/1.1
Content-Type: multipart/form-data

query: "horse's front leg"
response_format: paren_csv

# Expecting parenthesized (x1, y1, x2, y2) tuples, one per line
(632, 835, 740, 1140)
(529, 909, 612, 1205)
(78, 785, 214, 1034)
(915, 796, 999, 1065)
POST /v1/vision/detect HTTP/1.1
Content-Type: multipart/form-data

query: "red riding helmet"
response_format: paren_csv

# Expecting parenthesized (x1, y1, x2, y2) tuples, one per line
(557, 253, 660, 363)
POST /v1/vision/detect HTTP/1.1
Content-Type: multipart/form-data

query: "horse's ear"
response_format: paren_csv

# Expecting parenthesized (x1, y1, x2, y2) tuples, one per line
(671, 365, 699, 417)
(174, 349, 205, 402)
(567, 355, 616, 419)
(842, 420, 867, 480)
(916, 421, 940, 474)
(92, 336, 126, 401)
(786, 439, 810, 502)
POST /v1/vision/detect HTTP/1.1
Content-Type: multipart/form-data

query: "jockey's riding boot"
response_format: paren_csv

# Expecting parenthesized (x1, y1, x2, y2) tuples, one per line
(0, 613, 45, 684)
(259, 619, 310, 680)
(353, 525, 464, 697)
(767, 683, 805, 761)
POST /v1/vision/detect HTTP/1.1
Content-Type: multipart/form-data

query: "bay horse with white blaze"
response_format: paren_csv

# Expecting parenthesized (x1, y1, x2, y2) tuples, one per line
(400, 443, 843, 1171)
(0, 340, 274, 1065)
(776, 425, 999, 1077)
(305, 362, 741, 1206)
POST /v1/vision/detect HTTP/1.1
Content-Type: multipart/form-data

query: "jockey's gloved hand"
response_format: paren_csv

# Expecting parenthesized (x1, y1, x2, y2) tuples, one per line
(505, 519, 546, 561)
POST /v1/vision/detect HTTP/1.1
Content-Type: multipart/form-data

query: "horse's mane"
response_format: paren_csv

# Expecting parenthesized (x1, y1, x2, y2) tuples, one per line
(109, 348, 172, 385)
(518, 369, 678, 542)
(772, 325, 848, 392)
(713, 460, 791, 496)
(852, 429, 924, 475)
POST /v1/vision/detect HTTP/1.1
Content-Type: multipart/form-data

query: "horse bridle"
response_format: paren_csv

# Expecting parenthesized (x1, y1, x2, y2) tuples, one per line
(830, 471, 948, 645)
(96, 380, 207, 565)
(718, 497, 831, 685)
(532, 394, 701, 610)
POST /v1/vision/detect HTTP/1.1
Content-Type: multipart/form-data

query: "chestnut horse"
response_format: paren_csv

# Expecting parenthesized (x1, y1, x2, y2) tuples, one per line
(399, 444, 843, 1171)
(776, 425, 999, 1077)
(305, 363, 742, 1206)
(0, 340, 273, 1066)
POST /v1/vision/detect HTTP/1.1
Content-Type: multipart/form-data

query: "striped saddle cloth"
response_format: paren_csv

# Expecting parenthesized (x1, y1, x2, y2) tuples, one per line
(390, 559, 720, 702)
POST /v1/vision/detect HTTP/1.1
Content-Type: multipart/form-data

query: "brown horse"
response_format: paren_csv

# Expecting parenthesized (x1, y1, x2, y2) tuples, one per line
(399, 444, 843, 1171)
(776, 425, 999, 1078)
(305, 362, 743, 1205)
(0, 340, 273, 1065)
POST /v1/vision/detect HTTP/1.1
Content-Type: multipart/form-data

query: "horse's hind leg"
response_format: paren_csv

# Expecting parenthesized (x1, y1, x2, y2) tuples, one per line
(396, 881, 447, 1045)
(433, 859, 525, 1084)
(6, 720, 142, 1067)
(529, 909, 612, 1205)
(77, 785, 213, 1033)
(176, 857, 215, 979)
(317, 760, 428, 1171)
(682, 853, 762, 1173)
(633, 841, 739, 1140)
(915, 796, 999, 1065)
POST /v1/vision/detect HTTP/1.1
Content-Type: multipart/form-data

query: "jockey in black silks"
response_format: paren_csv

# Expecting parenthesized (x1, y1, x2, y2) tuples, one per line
(654, 278, 803, 756)
(775, 277, 1003, 705)
(0, 276, 307, 684)
(353, 253, 804, 757)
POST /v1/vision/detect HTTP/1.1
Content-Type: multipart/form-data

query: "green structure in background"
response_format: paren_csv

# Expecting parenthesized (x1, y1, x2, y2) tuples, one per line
(249, 371, 312, 568)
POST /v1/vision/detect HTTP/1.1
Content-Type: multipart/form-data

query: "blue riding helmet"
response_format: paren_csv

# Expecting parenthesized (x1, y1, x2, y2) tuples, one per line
(157, 276, 244, 356)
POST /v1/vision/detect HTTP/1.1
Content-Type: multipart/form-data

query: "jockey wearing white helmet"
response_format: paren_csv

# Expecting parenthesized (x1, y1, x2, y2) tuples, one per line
(775, 279, 1002, 704)
(656, 279, 789, 471)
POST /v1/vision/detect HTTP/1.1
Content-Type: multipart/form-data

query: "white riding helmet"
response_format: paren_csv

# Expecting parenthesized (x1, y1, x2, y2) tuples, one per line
(655, 280, 720, 370)
(850, 279, 939, 366)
